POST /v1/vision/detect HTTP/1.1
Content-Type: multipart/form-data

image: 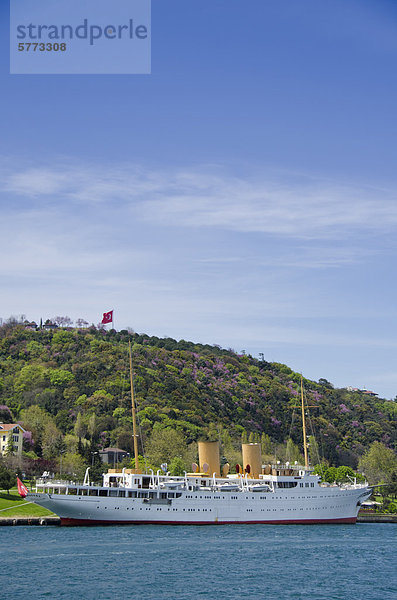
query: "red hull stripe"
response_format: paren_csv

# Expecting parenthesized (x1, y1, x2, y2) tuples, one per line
(60, 517, 357, 526)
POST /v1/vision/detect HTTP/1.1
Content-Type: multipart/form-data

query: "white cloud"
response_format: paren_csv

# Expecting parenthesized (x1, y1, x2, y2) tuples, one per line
(4, 168, 73, 196)
(140, 184, 397, 239)
(197, 245, 371, 269)
(2, 161, 397, 242)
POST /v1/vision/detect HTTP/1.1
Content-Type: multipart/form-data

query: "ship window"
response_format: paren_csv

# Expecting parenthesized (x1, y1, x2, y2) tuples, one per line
(128, 491, 136, 498)
(168, 492, 175, 499)
(119, 490, 125, 497)
(68, 488, 77, 495)
(109, 489, 118, 497)
(99, 489, 108, 497)
(89, 489, 98, 496)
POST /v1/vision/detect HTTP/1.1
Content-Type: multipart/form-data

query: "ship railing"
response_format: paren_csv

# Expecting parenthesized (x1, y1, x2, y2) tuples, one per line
(319, 482, 339, 487)
(267, 462, 305, 471)
(34, 481, 80, 494)
(339, 481, 368, 490)
(320, 480, 368, 490)
(35, 478, 74, 486)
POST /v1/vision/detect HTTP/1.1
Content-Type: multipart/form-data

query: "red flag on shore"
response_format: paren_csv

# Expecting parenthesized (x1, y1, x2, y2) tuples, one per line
(101, 310, 113, 324)
(17, 477, 29, 498)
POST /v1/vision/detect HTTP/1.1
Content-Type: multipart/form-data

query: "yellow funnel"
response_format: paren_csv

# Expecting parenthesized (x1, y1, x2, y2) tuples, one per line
(198, 441, 220, 477)
(242, 443, 262, 478)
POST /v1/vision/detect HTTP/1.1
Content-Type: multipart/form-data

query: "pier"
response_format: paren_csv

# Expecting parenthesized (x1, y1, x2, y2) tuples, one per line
(357, 513, 397, 523)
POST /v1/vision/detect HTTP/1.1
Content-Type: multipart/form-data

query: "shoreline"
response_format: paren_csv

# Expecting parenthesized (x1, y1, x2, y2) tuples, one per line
(0, 516, 61, 526)
(357, 513, 397, 523)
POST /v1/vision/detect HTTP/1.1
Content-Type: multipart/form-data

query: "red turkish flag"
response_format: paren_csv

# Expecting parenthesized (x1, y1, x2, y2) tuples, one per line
(17, 477, 29, 498)
(101, 310, 113, 324)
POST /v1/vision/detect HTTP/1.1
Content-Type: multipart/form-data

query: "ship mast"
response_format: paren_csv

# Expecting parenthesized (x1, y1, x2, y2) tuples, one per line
(301, 375, 309, 470)
(129, 340, 140, 473)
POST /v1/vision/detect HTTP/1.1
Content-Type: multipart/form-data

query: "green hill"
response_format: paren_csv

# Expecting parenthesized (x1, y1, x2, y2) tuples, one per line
(0, 322, 396, 475)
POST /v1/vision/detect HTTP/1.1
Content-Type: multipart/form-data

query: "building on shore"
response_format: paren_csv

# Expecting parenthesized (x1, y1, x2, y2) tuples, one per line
(0, 423, 26, 456)
(99, 447, 129, 465)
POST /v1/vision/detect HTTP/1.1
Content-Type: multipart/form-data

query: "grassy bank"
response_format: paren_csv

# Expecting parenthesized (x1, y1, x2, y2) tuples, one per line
(0, 489, 55, 518)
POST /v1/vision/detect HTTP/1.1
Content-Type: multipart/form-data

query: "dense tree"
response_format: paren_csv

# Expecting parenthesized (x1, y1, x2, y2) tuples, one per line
(63, 434, 79, 454)
(14, 364, 48, 394)
(168, 456, 186, 476)
(5, 433, 15, 456)
(74, 413, 86, 441)
(285, 438, 303, 464)
(53, 316, 74, 327)
(318, 378, 334, 389)
(76, 318, 89, 328)
(146, 427, 189, 469)
(358, 441, 397, 485)
(0, 463, 16, 493)
(49, 369, 74, 388)
(59, 452, 87, 480)
(261, 433, 272, 455)
(42, 421, 65, 459)
(0, 405, 13, 423)
(20, 405, 53, 455)
(313, 464, 364, 484)
(87, 413, 98, 440)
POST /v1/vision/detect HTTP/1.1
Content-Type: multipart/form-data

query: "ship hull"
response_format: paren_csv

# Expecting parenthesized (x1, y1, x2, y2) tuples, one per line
(28, 485, 368, 526)
(59, 516, 357, 526)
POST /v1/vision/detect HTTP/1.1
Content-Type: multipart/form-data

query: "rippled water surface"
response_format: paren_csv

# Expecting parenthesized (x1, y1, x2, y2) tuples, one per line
(1, 524, 395, 599)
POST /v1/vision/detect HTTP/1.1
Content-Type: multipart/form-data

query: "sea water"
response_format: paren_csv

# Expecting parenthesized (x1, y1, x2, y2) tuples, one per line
(1, 524, 395, 599)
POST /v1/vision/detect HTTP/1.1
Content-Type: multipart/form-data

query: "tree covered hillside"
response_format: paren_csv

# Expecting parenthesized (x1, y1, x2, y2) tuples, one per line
(0, 322, 396, 475)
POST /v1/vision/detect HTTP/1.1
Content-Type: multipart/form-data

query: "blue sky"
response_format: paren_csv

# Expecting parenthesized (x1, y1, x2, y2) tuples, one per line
(1, 0, 397, 398)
